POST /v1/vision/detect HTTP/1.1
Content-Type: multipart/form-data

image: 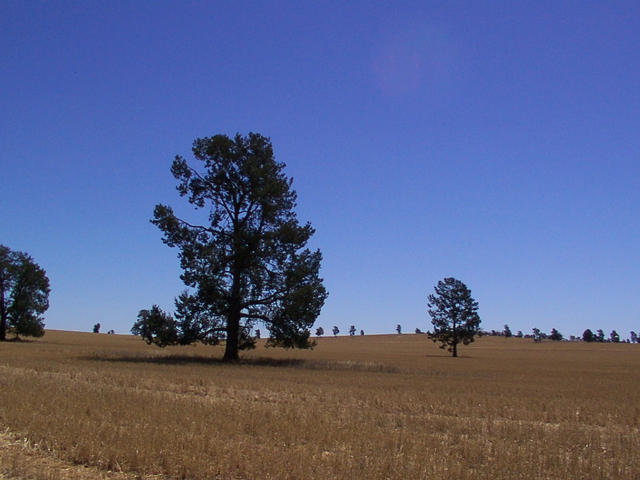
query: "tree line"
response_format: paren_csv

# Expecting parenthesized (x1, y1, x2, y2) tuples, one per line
(480, 324, 637, 343)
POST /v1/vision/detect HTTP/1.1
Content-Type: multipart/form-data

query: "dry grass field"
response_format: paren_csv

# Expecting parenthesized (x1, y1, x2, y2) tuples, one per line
(1, 330, 639, 479)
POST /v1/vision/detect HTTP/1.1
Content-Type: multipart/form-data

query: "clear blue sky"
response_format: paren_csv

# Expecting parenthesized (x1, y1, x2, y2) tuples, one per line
(1, 1, 638, 338)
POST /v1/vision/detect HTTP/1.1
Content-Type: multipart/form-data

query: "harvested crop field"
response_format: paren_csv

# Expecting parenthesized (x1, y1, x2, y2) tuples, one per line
(1, 331, 639, 479)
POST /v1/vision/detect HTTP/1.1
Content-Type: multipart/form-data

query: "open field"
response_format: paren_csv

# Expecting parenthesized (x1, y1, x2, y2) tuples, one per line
(1, 331, 639, 479)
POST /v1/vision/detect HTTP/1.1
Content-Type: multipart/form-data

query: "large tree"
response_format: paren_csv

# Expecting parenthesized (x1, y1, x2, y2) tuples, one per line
(0, 245, 50, 340)
(133, 133, 327, 361)
(426, 277, 480, 357)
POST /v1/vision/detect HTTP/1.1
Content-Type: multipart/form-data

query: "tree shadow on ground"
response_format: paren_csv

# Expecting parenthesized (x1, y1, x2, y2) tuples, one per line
(3, 336, 35, 343)
(79, 353, 402, 373)
(80, 353, 306, 368)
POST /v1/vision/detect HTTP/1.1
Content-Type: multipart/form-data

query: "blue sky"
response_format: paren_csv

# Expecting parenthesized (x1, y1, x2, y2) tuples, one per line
(1, 1, 638, 338)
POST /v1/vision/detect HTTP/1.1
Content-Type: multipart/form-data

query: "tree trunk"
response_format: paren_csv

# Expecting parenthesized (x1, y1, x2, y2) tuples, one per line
(224, 265, 242, 362)
(223, 313, 240, 362)
(0, 278, 6, 341)
(451, 316, 457, 357)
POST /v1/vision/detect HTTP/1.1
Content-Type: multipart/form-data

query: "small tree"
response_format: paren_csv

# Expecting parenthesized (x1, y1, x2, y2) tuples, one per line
(610, 330, 620, 343)
(503, 324, 512, 338)
(132, 306, 179, 347)
(516, 330, 523, 338)
(315, 326, 324, 337)
(0, 246, 50, 340)
(396, 324, 402, 334)
(426, 277, 480, 357)
(255, 329, 261, 340)
(549, 328, 563, 341)
(93, 323, 101, 333)
(349, 325, 356, 336)
(532, 328, 542, 342)
(583, 329, 594, 342)
(630, 331, 638, 343)
(415, 328, 423, 334)
(360, 329, 364, 336)
(332, 326, 339, 336)
(596, 329, 605, 342)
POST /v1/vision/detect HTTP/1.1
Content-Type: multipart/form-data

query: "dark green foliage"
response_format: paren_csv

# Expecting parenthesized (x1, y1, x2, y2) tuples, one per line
(610, 330, 620, 343)
(426, 277, 481, 357)
(583, 329, 594, 342)
(349, 325, 356, 336)
(549, 328, 563, 341)
(360, 329, 364, 336)
(332, 326, 339, 336)
(503, 324, 512, 338)
(0, 245, 50, 340)
(516, 330, 523, 338)
(93, 323, 101, 333)
(136, 133, 327, 361)
(315, 326, 324, 336)
(630, 331, 638, 343)
(415, 328, 423, 334)
(132, 305, 179, 347)
(396, 324, 402, 334)
(596, 329, 605, 342)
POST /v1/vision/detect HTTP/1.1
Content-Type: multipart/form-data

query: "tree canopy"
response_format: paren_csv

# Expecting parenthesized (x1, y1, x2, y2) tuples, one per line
(0, 245, 50, 340)
(131, 133, 327, 361)
(582, 328, 594, 342)
(427, 277, 480, 357)
(549, 328, 563, 341)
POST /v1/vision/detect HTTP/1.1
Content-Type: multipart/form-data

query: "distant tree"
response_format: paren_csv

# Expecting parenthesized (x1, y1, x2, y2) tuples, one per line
(315, 326, 324, 337)
(255, 329, 261, 339)
(549, 328, 563, 341)
(596, 329, 605, 342)
(349, 325, 356, 336)
(0, 245, 50, 340)
(136, 133, 327, 361)
(93, 323, 101, 333)
(332, 326, 339, 336)
(532, 328, 542, 342)
(503, 324, 512, 338)
(630, 331, 638, 343)
(426, 277, 481, 357)
(396, 324, 402, 334)
(107, 329, 115, 335)
(516, 330, 523, 338)
(582, 329, 594, 342)
(360, 329, 364, 336)
(415, 328, 423, 334)
(610, 330, 620, 343)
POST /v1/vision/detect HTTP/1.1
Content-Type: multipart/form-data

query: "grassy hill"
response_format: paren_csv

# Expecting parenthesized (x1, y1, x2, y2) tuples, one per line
(1, 330, 638, 479)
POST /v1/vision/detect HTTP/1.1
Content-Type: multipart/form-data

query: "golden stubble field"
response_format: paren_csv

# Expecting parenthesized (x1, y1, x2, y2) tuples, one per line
(0, 330, 639, 479)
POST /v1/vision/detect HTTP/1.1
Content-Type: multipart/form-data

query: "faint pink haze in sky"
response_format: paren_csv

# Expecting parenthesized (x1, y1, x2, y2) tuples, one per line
(371, 21, 458, 98)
